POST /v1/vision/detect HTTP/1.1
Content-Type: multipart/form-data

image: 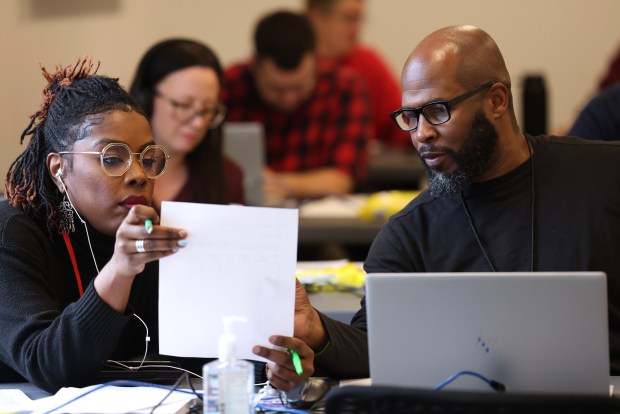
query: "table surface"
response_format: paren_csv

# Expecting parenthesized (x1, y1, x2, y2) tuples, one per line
(5, 376, 620, 401)
(297, 147, 425, 248)
(298, 216, 385, 245)
(308, 290, 363, 324)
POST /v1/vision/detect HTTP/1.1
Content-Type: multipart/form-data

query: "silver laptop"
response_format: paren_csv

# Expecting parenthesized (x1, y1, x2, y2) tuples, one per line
(223, 122, 265, 206)
(366, 272, 610, 395)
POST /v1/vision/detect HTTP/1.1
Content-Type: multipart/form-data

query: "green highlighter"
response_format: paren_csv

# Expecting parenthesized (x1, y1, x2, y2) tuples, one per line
(290, 349, 303, 376)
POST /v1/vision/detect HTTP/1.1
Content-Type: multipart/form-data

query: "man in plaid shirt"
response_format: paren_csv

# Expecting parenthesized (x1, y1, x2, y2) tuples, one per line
(222, 10, 371, 206)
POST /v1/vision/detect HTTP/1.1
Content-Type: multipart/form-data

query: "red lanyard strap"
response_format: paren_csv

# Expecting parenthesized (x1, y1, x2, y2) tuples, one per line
(62, 232, 84, 297)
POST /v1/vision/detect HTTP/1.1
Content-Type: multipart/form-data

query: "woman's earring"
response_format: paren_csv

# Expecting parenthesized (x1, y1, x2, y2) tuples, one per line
(58, 195, 75, 234)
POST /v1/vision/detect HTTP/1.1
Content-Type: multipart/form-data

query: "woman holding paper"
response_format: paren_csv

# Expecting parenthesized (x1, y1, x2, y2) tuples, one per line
(0, 59, 313, 393)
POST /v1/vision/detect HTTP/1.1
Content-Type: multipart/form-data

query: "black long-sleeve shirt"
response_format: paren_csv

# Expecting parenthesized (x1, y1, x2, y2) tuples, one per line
(315, 135, 620, 378)
(0, 201, 159, 392)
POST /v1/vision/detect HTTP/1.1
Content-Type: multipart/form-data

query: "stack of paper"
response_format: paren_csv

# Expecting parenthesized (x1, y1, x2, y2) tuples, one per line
(1, 385, 197, 414)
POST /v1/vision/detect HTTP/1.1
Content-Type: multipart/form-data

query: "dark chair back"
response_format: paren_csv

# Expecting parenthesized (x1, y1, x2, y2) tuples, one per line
(325, 385, 620, 414)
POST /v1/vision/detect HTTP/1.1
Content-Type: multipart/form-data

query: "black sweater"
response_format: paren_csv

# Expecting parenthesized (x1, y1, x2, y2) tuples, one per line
(316, 135, 620, 378)
(0, 200, 159, 392)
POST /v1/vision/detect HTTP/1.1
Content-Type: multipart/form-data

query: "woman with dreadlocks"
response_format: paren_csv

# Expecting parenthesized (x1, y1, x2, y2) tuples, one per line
(0, 58, 187, 392)
(0, 59, 314, 393)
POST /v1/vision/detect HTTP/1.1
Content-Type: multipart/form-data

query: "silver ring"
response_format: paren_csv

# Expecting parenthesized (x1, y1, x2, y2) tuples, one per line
(135, 239, 146, 253)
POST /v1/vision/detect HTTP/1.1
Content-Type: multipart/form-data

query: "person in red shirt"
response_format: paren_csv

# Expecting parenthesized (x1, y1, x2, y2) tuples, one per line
(306, 0, 407, 148)
(222, 11, 371, 206)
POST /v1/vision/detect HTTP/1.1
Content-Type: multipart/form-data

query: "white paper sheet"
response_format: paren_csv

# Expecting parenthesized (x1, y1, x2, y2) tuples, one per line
(158, 202, 298, 361)
(0, 388, 33, 413)
(29, 385, 195, 414)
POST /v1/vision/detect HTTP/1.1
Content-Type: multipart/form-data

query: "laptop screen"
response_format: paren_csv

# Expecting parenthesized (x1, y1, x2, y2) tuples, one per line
(366, 272, 609, 395)
(223, 122, 265, 206)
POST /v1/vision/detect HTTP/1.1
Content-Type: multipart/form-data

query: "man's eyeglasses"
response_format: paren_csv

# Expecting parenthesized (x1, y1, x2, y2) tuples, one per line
(156, 92, 226, 128)
(59, 143, 170, 179)
(390, 82, 494, 132)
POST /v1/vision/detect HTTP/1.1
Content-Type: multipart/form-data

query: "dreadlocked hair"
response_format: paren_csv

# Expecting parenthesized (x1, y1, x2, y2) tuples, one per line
(5, 57, 145, 236)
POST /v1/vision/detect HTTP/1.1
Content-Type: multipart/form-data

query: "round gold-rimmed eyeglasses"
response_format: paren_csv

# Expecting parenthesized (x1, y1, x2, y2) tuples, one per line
(58, 143, 170, 179)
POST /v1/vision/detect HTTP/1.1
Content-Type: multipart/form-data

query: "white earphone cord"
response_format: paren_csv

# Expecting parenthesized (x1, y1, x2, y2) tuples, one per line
(58, 174, 100, 274)
(58, 173, 204, 379)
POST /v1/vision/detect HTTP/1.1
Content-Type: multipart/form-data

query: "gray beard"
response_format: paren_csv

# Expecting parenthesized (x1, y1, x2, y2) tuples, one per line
(427, 168, 473, 197)
(424, 110, 499, 197)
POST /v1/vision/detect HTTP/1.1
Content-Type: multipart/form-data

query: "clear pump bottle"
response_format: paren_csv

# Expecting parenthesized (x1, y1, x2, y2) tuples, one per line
(203, 316, 255, 414)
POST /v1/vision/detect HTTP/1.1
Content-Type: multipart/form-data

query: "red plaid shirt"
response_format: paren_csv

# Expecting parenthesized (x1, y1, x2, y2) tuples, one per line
(222, 62, 371, 185)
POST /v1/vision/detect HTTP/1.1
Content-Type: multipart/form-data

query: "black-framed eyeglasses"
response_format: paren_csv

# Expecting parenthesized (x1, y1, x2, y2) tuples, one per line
(59, 143, 170, 179)
(156, 91, 226, 128)
(390, 82, 494, 132)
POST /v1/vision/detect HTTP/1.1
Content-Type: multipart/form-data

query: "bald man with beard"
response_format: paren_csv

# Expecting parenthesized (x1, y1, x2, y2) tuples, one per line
(285, 25, 620, 381)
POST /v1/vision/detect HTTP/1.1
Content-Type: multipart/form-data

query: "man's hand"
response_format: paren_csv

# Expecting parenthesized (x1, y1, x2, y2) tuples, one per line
(252, 335, 314, 391)
(294, 279, 329, 352)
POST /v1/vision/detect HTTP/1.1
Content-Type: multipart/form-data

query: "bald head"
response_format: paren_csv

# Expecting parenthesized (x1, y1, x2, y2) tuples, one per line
(404, 25, 510, 89)
(402, 25, 517, 130)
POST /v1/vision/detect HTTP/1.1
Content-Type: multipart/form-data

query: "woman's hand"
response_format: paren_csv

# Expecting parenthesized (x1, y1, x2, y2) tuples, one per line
(110, 205, 187, 278)
(95, 204, 187, 312)
(253, 335, 314, 391)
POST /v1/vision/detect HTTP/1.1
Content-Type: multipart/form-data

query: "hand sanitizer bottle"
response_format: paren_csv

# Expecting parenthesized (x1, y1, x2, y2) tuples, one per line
(203, 316, 255, 414)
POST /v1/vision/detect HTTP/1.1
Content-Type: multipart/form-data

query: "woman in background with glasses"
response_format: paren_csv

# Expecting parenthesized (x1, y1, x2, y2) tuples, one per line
(130, 38, 245, 209)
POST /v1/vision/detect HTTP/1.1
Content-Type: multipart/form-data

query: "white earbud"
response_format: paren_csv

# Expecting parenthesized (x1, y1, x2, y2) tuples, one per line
(56, 169, 68, 194)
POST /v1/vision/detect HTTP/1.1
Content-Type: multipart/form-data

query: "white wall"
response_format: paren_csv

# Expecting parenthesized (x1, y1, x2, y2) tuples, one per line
(1, 0, 619, 188)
